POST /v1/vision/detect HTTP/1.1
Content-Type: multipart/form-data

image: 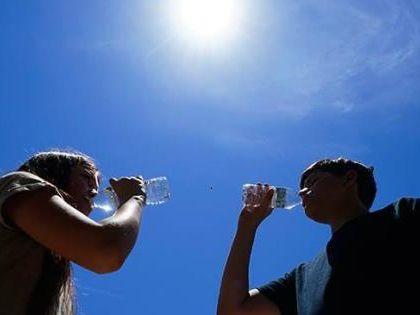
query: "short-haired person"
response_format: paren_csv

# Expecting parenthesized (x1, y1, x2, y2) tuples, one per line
(0, 150, 146, 314)
(217, 158, 420, 315)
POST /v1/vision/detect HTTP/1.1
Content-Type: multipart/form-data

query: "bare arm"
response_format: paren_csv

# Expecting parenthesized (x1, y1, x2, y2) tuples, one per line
(3, 178, 145, 274)
(217, 187, 282, 315)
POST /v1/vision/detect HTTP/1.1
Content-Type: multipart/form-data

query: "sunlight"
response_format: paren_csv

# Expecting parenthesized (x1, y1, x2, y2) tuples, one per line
(172, 0, 242, 46)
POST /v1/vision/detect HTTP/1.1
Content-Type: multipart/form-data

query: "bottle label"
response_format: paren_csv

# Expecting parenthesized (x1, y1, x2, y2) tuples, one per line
(274, 187, 287, 208)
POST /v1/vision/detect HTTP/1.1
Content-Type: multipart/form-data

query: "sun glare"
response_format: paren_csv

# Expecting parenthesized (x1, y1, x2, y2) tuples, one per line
(172, 0, 242, 45)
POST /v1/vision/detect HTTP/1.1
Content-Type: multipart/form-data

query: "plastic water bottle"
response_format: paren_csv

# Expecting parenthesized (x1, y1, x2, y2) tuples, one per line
(144, 176, 171, 205)
(93, 176, 170, 212)
(242, 184, 301, 210)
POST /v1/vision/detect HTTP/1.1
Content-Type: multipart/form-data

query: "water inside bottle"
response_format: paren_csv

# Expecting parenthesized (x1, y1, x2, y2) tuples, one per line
(273, 187, 301, 209)
(145, 176, 170, 205)
(242, 184, 301, 209)
(93, 189, 117, 213)
(92, 176, 170, 212)
(93, 203, 114, 212)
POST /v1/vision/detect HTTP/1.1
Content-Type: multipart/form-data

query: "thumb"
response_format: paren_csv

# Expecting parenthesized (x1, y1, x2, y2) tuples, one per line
(262, 188, 275, 208)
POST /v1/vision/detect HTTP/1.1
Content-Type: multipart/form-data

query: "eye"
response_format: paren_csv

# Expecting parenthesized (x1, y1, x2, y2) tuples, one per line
(81, 174, 92, 183)
(82, 173, 98, 187)
(306, 177, 319, 188)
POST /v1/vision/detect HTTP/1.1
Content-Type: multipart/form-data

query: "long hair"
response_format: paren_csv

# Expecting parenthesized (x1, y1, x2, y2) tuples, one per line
(18, 150, 98, 315)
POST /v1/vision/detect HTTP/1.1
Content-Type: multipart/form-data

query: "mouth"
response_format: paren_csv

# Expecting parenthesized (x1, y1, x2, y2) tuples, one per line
(304, 189, 313, 196)
(301, 190, 313, 207)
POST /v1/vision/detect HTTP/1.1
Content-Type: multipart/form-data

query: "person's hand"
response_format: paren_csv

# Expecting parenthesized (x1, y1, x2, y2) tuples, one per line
(109, 176, 146, 207)
(238, 184, 275, 230)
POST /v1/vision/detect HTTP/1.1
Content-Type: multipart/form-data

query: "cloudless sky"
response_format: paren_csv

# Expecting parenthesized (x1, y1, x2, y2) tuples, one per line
(1, 1, 420, 314)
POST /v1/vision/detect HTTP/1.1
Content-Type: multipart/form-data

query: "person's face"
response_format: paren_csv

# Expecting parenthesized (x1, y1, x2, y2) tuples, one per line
(65, 166, 99, 216)
(299, 170, 346, 223)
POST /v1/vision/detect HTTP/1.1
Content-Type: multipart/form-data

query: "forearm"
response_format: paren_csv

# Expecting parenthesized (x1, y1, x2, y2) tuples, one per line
(98, 196, 144, 265)
(218, 224, 258, 314)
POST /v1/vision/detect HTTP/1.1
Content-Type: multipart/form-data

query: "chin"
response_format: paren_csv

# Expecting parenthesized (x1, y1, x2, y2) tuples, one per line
(304, 206, 323, 222)
(82, 209, 93, 216)
(303, 205, 312, 216)
(77, 206, 92, 216)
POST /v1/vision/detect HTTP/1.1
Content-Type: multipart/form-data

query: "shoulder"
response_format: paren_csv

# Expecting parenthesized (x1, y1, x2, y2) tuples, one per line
(258, 268, 297, 297)
(0, 171, 60, 209)
(393, 197, 420, 219)
(258, 254, 328, 294)
(0, 171, 60, 229)
(0, 171, 58, 194)
(0, 171, 49, 188)
(257, 268, 297, 315)
(393, 197, 420, 211)
(257, 251, 328, 315)
(373, 197, 420, 220)
(261, 251, 328, 288)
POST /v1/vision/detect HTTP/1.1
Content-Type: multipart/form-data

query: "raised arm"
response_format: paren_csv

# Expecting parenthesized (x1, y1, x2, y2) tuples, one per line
(2, 177, 145, 274)
(217, 187, 281, 315)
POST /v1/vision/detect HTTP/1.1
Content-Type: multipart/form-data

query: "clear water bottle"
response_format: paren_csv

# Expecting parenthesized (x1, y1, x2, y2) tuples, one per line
(242, 184, 301, 210)
(144, 176, 171, 205)
(93, 176, 170, 212)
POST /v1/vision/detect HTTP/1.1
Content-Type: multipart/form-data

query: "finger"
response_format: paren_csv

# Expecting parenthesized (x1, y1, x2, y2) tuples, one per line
(246, 185, 256, 207)
(256, 183, 263, 205)
(262, 183, 270, 194)
(261, 189, 275, 208)
(129, 176, 144, 184)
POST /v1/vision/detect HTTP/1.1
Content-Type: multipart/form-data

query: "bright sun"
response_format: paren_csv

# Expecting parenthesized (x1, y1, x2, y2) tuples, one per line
(172, 0, 242, 45)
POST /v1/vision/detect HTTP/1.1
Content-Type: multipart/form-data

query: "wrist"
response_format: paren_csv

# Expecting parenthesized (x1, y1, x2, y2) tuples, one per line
(236, 221, 259, 236)
(131, 195, 145, 207)
(117, 196, 145, 210)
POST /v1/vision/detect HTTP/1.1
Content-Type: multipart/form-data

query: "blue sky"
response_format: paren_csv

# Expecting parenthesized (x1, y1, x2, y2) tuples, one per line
(1, 0, 420, 314)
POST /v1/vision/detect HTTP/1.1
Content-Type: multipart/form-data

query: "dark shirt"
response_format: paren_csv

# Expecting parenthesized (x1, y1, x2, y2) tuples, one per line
(258, 198, 420, 315)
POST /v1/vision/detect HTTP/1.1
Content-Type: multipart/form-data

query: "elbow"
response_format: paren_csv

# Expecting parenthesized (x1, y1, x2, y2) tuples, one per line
(217, 302, 241, 315)
(217, 296, 252, 315)
(217, 302, 227, 315)
(83, 241, 129, 274)
(217, 309, 241, 315)
(81, 252, 126, 274)
(91, 226, 137, 273)
(79, 224, 138, 274)
(217, 308, 228, 315)
(92, 253, 126, 274)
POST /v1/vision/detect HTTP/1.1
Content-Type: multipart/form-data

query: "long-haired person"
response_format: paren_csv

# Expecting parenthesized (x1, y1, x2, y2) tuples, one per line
(0, 150, 146, 314)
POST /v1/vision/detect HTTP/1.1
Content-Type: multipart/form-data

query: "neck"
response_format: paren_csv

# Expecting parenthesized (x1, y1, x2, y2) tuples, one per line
(329, 201, 368, 233)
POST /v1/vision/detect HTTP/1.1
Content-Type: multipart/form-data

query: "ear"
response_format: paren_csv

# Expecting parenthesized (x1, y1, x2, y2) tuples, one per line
(343, 170, 358, 188)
